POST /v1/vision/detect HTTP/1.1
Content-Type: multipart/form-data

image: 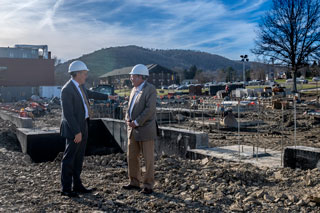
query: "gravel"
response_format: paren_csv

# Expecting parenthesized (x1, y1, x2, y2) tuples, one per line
(1, 122, 320, 212)
(1, 94, 320, 212)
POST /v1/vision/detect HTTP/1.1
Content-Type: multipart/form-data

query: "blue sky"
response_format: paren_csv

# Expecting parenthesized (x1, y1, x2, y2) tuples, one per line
(0, 0, 271, 61)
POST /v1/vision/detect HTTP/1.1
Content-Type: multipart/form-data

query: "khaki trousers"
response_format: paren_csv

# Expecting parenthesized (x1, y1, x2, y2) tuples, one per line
(127, 136, 154, 189)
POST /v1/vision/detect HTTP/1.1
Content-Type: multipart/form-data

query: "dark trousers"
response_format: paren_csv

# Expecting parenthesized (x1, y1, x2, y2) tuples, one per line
(61, 121, 88, 191)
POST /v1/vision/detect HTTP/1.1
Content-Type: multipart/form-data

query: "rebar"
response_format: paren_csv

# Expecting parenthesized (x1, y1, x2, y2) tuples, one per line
(189, 97, 192, 131)
(238, 100, 241, 162)
(257, 99, 260, 161)
(281, 101, 284, 167)
(294, 96, 297, 148)
(168, 100, 171, 126)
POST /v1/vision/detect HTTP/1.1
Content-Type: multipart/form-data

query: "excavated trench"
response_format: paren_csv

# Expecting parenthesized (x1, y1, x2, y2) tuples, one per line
(15, 119, 123, 163)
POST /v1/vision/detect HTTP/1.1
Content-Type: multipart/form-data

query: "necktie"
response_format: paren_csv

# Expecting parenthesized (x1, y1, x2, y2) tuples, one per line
(129, 88, 138, 119)
(79, 85, 93, 118)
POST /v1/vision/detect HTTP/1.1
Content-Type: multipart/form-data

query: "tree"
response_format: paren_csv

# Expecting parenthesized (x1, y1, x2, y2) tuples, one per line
(184, 65, 198, 79)
(252, 0, 320, 92)
(194, 71, 215, 83)
(224, 67, 237, 82)
(216, 69, 227, 82)
(250, 63, 268, 80)
(310, 60, 320, 76)
(53, 56, 62, 66)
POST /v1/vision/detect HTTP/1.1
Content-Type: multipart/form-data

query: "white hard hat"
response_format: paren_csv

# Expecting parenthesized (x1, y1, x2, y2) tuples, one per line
(68, 60, 89, 73)
(129, 64, 149, 76)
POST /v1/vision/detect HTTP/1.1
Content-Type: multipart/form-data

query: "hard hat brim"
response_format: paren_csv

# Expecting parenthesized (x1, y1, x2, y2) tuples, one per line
(68, 69, 89, 73)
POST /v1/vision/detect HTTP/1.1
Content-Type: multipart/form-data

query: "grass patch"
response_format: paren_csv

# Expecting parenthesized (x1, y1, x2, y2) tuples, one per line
(246, 85, 266, 89)
(115, 89, 131, 97)
(275, 79, 286, 84)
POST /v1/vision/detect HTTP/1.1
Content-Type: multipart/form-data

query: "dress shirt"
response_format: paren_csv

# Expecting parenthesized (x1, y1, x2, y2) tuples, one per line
(71, 79, 89, 119)
(129, 81, 146, 126)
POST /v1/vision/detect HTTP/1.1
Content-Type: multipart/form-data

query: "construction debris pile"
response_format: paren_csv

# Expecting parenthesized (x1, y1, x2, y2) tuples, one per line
(0, 96, 60, 118)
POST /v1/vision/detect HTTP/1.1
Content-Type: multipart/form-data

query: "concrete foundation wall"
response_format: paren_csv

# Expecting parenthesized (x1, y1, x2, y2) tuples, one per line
(100, 118, 208, 158)
(14, 118, 208, 162)
(284, 146, 320, 170)
(0, 110, 33, 128)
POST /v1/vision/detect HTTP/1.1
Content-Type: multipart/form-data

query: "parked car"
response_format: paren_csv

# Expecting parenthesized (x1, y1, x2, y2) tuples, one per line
(248, 80, 261, 86)
(297, 78, 308, 84)
(286, 79, 293, 83)
(312, 77, 320, 82)
(177, 85, 188, 90)
(168, 84, 178, 89)
(161, 85, 168, 89)
(204, 82, 214, 88)
(286, 78, 308, 84)
(299, 79, 308, 84)
(265, 80, 276, 86)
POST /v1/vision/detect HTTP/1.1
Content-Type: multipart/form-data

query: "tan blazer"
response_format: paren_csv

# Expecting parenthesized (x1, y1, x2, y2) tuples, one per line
(125, 82, 157, 141)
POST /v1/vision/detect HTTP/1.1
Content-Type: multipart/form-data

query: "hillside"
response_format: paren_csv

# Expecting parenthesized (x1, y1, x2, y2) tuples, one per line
(55, 45, 244, 85)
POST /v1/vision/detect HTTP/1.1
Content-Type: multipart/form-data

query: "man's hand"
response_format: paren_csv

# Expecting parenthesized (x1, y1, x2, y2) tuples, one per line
(109, 95, 118, 100)
(74, 132, 82, 143)
(129, 121, 137, 128)
(126, 120, 137, 128)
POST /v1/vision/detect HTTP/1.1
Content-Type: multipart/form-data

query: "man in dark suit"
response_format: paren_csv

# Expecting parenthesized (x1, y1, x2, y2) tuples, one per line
(60, 60, 117, 197)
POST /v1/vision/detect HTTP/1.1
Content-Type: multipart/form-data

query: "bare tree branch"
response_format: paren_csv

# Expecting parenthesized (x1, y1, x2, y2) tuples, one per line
(252, 0, 320, 92)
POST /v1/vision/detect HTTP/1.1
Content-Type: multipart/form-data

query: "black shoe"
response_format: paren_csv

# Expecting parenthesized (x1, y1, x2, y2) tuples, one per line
(73, 186, 94, 194)
(140, 188, 153, 194)
(61, 190, 79, 198)
(122, 184, 141, 190)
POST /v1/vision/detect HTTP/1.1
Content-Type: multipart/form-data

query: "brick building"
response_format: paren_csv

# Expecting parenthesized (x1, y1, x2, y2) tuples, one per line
(0, 44, 54, 102)
(99, 64, 177, 89)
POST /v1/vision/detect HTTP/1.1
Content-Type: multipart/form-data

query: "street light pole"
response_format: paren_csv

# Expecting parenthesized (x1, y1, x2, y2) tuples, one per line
(242, 60, 245, 83)
(240, 55, 249, 84)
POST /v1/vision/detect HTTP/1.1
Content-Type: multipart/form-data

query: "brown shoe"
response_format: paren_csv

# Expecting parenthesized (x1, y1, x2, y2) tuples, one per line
(122, 184, 141, 190)
(140, 188, 153, 194)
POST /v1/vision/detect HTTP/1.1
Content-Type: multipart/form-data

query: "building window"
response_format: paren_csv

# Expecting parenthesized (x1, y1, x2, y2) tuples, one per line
(22, 53, 27, 58)
(9, 52, 14, 58)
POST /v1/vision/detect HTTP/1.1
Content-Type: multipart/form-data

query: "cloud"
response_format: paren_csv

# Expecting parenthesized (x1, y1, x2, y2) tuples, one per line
(0, 0, 269, 61)
(38, 0, 64, 31)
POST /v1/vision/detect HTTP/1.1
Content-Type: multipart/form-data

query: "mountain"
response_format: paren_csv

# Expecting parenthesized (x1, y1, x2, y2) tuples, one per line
(55, 45, 244, 85)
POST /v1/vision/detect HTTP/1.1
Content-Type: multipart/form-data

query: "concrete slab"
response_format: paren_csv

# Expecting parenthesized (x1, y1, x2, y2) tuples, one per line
(0, 110, 33, 128)
(187, 145, 282, 168)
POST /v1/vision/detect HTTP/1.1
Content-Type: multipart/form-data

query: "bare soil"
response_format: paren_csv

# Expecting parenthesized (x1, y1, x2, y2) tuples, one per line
(1, 94, 320, 212)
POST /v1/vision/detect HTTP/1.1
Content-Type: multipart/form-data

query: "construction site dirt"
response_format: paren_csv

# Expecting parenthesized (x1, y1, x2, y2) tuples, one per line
(1, 93, 320, 212)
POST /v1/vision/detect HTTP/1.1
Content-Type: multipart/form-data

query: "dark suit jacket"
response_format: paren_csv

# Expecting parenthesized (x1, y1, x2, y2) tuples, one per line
(125, 82, 157, 141)
(60, 79, 109, 139)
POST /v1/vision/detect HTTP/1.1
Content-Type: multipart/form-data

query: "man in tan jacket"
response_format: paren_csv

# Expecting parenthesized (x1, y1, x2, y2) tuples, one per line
(123, 64, 157, 194)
